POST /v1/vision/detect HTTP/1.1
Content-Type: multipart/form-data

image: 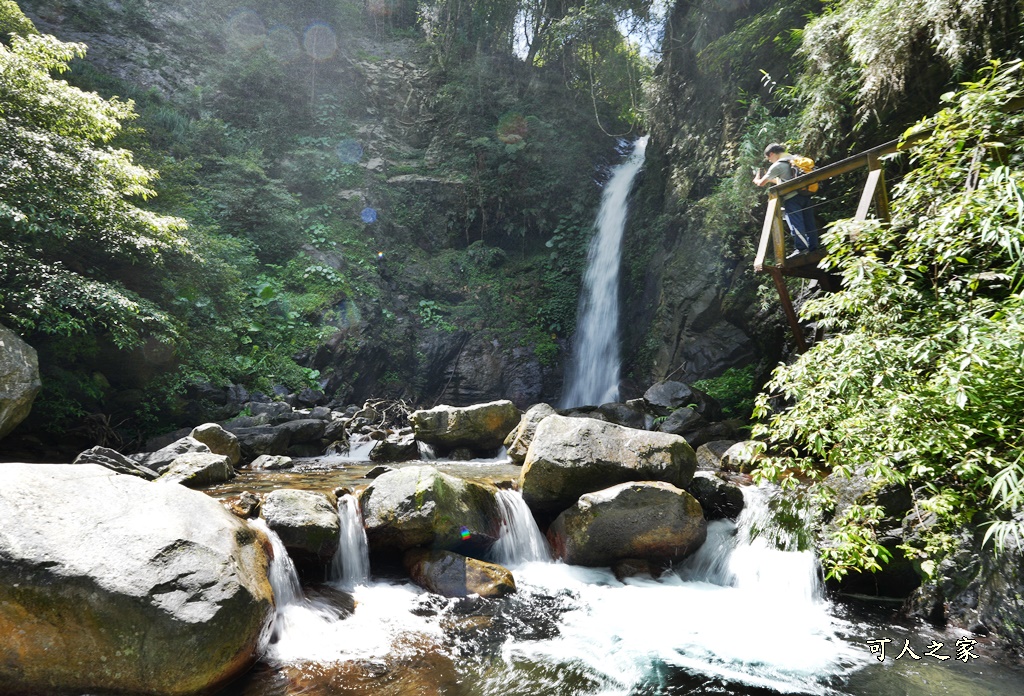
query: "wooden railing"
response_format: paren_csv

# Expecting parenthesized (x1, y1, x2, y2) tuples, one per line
(752, 136, 915, 272)
(753, 97, 1024, 351)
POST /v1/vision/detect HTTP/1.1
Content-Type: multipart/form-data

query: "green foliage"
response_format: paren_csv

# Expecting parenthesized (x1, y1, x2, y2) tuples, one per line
(752, 61, 1024, 579)
(0, 32, 189, 349)
(798, 0, 1022, 149)
(693, 365, 757, 420)
(415, 299, 457, 332)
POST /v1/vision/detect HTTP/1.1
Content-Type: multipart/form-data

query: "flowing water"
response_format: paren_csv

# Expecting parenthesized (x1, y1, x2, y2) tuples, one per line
(223, 482, 1024, 696)
(562, 136, 649, 408)
(329, 494, 371, 590)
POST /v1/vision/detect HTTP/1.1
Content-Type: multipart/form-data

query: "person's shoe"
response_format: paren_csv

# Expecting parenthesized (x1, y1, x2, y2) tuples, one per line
(786, 250, 807, 259)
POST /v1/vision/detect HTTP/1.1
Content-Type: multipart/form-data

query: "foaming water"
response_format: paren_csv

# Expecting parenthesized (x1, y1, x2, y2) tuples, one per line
(326, 436, 376, 460)
(485, 487, 855, 694)
(329, 494, 370, 590)
(562, 136, 649, 407)
(490, 489, 551, 566)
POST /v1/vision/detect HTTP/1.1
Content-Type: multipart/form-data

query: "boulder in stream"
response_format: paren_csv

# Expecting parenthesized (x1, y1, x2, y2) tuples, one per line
(360, 465, 501, 554)
(0, 463, 273, 696)
(520, 415, 696, 518)
(190, 422, 242, 467)
(547, 481, 707, 567)
(411, 400, 521, 452)
(133, 435, 211, 474)
(404, 548, 516, 598)
(261, 489, 340, 570)
(504, 403, 556, 464)
(156, 452, 235, 488)
(73, 445, 158, 480)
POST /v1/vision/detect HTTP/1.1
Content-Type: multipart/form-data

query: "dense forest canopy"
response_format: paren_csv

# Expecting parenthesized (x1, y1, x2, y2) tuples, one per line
(2, 0, 1024, 583)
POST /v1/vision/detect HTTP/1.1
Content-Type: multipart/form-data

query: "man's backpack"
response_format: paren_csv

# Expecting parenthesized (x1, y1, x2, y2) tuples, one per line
(782, 155, 819, 193)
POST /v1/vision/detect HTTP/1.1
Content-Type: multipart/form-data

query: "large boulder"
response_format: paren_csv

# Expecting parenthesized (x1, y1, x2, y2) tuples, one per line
(261, 489, 340, 570)
(0, 323, 41, 439)
(369, 431, 418, 462)
(519, 415, 697, 518)
(404, 549, 516, 598)
(156, 453, 235, 488)
(411, 400, 522, 451)
(73, 446, 158, 480)
(228, 425, 292, 462)
(547, 481, 707, 567)
(359, 466, 501, 554)
(686, 471, 744, 520)
(276, 418, 327, 444)
(134, 436, 211, 474)
(0, 463, 273, 696)
(657, 407, 706, 436)
(190, 423, 242, 467)
(504, 403, 556, 464)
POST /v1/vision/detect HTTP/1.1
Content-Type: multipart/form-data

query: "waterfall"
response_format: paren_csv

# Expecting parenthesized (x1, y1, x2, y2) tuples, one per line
(250, 518, 305, 641)
(490, 489, 551, 566)
(329, 494, 371, 590)
(562, 136, 649, 408)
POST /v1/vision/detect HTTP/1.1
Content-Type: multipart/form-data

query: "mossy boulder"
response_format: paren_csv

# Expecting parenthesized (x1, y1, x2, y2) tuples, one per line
(411, 400, 522, 452)
(404, 548, 516, 598)
(261, 489, 340, 570)
(504, 403, 557, 464)
(359, 465, 501, 554)
(0, 463, 273, 696)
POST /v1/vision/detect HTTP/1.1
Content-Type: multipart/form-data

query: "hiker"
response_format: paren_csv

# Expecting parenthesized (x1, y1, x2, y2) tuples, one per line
(753, 143, 819, 256)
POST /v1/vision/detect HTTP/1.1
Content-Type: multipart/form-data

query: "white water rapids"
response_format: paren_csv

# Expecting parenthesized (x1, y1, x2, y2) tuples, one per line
(251, 486, 864, 694)
(562, 136, 649, 408)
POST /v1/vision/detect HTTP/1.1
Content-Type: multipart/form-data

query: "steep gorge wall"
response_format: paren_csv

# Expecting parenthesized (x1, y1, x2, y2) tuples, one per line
(622, 0, 818, 386)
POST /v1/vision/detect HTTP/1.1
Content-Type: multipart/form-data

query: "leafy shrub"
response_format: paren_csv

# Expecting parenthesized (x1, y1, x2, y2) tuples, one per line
(753, 60, 1024, 579)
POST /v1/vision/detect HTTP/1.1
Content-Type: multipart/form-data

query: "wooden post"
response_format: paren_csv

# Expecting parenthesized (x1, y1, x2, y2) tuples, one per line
(768, 267, 807, 353)
(754, 195, 779, 272)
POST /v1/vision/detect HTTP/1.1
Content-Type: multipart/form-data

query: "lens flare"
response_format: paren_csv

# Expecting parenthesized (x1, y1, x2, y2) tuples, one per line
(304, 22, 338, 61)
(459, 526, 471, 540)
(225, 10, 267, 51)
(266, 25, 301, 63)
(360, 207, 378, 224)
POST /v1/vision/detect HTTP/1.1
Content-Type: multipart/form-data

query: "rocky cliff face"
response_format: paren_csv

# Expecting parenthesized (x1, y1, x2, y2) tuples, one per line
(620, 0, 814, 385)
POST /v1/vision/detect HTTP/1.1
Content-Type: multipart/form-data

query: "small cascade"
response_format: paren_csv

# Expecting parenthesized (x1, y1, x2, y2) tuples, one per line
(250, 518, 305, 634)
(416, 441, 437, 460)
(329, 494, 371, 590)
(562, 136, 649, 408)
(679, 484, 823, 604)
(329, 436, 376, 460)
(490, 489, 551, 566)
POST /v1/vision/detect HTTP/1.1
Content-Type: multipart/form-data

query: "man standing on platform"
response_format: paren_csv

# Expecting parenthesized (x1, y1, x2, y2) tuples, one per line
(753, 143, 818, 257)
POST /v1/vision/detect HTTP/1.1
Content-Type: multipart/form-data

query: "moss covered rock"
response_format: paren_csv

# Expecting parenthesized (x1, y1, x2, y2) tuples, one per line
(0, 463, 273, 696)
(547, 481, 706, 567)
(359, 465, 500, 554)
(520, 415, 696, 518)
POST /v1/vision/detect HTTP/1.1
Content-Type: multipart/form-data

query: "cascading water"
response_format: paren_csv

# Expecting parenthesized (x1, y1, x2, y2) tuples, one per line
(562, 136, 649, 408)
(235, 483, 1024, 695)
(329, 494, 370, 590)
(490, 488, 551, 566)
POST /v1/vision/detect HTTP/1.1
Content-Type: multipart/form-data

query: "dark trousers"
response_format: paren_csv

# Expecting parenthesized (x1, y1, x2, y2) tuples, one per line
(782, 194, 818, 252)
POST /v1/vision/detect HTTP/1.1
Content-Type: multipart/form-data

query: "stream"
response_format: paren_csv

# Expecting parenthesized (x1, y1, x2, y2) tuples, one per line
(209, 454, 1024, 696)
